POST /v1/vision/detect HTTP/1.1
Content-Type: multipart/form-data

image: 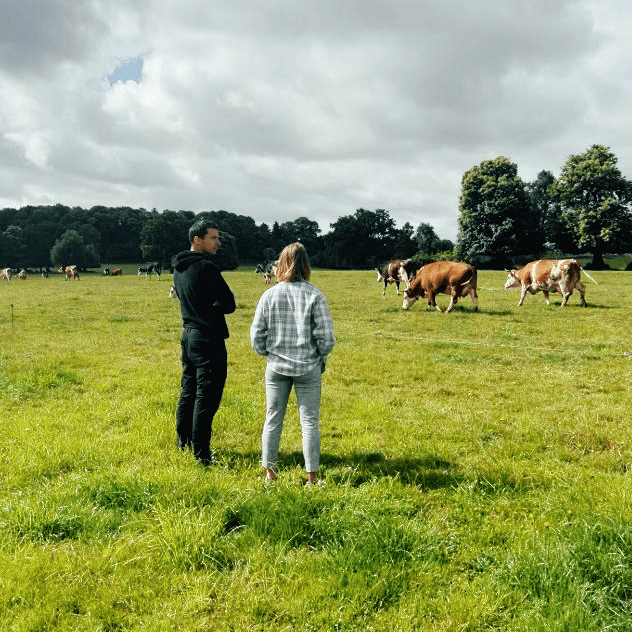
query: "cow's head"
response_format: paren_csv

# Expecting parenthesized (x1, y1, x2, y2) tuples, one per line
(402, 288, 420, 310)
(504, 270, 520, 290)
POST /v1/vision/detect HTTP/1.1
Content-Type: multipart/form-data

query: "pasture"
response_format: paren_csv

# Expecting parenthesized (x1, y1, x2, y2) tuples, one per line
(1, 266, 631, 631)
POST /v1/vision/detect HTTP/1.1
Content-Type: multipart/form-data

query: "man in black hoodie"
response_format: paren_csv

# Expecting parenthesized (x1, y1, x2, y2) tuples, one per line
(171, 220, 236, 465)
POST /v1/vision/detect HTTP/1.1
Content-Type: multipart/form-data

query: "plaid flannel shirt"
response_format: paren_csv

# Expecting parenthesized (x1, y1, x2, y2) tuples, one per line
(250, 280, 335, 376)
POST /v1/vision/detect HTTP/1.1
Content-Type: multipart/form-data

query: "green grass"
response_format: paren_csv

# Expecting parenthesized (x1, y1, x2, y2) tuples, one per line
(1, 267, 631, 630)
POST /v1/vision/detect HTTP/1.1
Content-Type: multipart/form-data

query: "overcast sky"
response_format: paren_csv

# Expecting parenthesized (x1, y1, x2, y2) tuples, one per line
(1, 0, 631, 240)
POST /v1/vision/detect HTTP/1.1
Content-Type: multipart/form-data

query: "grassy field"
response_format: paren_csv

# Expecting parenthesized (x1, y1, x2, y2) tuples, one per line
(1, 265, 631, 631)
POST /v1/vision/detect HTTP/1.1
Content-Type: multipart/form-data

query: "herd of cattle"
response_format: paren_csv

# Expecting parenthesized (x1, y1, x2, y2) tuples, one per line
(376, 257, 588, 311)
(3, 257, 591, 310)
(0, 262, 163, 283)
(250, 256, 590, 311)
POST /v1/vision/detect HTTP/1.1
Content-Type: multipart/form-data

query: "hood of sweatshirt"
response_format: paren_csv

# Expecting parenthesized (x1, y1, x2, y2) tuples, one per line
(171, 250, 210, 272)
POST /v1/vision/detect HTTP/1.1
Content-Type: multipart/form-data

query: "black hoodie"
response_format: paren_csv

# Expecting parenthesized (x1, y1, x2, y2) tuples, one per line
(171, 251, 236, 338)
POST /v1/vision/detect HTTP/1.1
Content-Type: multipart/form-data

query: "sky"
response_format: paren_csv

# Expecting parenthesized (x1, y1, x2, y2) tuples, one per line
(1, 0, 632, 241)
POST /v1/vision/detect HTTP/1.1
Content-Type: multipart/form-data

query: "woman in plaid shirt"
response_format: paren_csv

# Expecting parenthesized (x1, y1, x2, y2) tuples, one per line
(250, 243, 335, 485)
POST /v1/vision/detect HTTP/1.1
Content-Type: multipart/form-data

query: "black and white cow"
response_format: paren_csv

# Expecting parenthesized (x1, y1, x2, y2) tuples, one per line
(255, 260, 277, 284)
(138, 262, 162, 280)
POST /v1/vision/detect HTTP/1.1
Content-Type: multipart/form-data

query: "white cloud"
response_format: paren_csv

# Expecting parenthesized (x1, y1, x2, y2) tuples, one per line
(1, 0, 631, 240)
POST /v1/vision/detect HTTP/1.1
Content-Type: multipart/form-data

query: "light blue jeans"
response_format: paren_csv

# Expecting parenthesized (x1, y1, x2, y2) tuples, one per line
(262, 365, 321, 473)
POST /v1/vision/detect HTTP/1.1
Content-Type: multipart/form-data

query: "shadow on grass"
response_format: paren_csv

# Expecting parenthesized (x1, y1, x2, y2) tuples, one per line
(320, 451, 464, 489)
(220, 449, 464, 490)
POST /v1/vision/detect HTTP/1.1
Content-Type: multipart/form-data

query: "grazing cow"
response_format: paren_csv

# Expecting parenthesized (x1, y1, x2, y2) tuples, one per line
(255, 260, 277, 284)
(376, 259, 407, 295)
(0, 268, 11, 283)
(138, 262, 162, 280)
(111, 268, 121, 276)
(504, 259, 586, 307)
(399, 259, 422, 288)
(18, 269, 27, 279)
(402, 260, 478, 312)
(41, 268, 49, 279)
(168, 285, 177, 299)
(59, 265, 79, 280)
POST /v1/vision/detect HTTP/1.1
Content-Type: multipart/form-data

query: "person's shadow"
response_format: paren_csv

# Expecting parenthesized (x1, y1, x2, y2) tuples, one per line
(223, 450, 463, 489)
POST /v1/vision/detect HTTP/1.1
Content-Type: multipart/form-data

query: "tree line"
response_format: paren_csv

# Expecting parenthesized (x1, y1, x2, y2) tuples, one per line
(457, 144, 632, 269)
(0, 204, 443, 272)
(1, 144, 631, 272)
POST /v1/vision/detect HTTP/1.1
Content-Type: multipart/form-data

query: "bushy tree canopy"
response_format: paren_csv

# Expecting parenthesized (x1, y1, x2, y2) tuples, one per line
(324, 208, 397, 268)
(526, 170, 575, 253)
(50, 229, 99, 268)
(415, 222, 441, 254)
(551, 144, 632, 268)
(457, 156, 537, 265)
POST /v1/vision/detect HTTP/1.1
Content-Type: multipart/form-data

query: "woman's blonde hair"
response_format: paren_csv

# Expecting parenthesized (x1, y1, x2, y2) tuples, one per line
(275, 242, 311, 282)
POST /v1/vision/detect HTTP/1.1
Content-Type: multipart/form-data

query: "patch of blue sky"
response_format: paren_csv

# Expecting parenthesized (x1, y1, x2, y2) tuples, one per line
(108, 58, 144, 84)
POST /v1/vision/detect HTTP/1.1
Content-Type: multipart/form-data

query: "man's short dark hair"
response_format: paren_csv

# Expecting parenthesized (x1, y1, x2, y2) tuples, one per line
(189, 219, 218, 245)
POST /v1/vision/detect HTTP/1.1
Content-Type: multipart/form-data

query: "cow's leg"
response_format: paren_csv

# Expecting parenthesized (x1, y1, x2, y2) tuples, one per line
(446, 288, 459, 312)
(469, 289, 479, 311)
(542, 290, 550, 305)
(518, 285, 528, 306)
(560, 292, 571, 306)
(395, 281, 400, 295)
(382, 280, 387, 295)
(576, 282, 587, 307)
(427, 292, 441, 312)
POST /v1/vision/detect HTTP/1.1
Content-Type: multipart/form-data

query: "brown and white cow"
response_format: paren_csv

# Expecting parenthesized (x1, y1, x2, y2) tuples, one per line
(377, 259, 407, 295)
(504, 259, 586, 307)
(402, 261, 478, 312)
(1, 268, 12, 283)
(59, 265, 80, 280)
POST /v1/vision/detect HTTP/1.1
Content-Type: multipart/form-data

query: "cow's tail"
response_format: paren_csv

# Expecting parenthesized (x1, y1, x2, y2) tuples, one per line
(581, 268, 599, 285)
(460, 269, 477, 286)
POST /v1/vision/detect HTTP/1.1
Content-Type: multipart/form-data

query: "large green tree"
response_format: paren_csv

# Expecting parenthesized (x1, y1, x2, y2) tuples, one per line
(392, 222, 417, 259)
(456, 156, 537, 266)
(140, 210, 192, 264)
(202, 210, 263, 262)
(552, 144, 632, 268)
(213, 231, 239, 270)
(274, 217, 323, 257)
(324, 208, 397, 268)
(50, 229, 99, 268)
(2, 225, 26, 268)
(526, 170, 575, 253)
(415, 222, 441, 254)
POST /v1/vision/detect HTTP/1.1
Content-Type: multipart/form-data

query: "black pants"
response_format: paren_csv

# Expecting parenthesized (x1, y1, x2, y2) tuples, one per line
(175, 327, 227, 463)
